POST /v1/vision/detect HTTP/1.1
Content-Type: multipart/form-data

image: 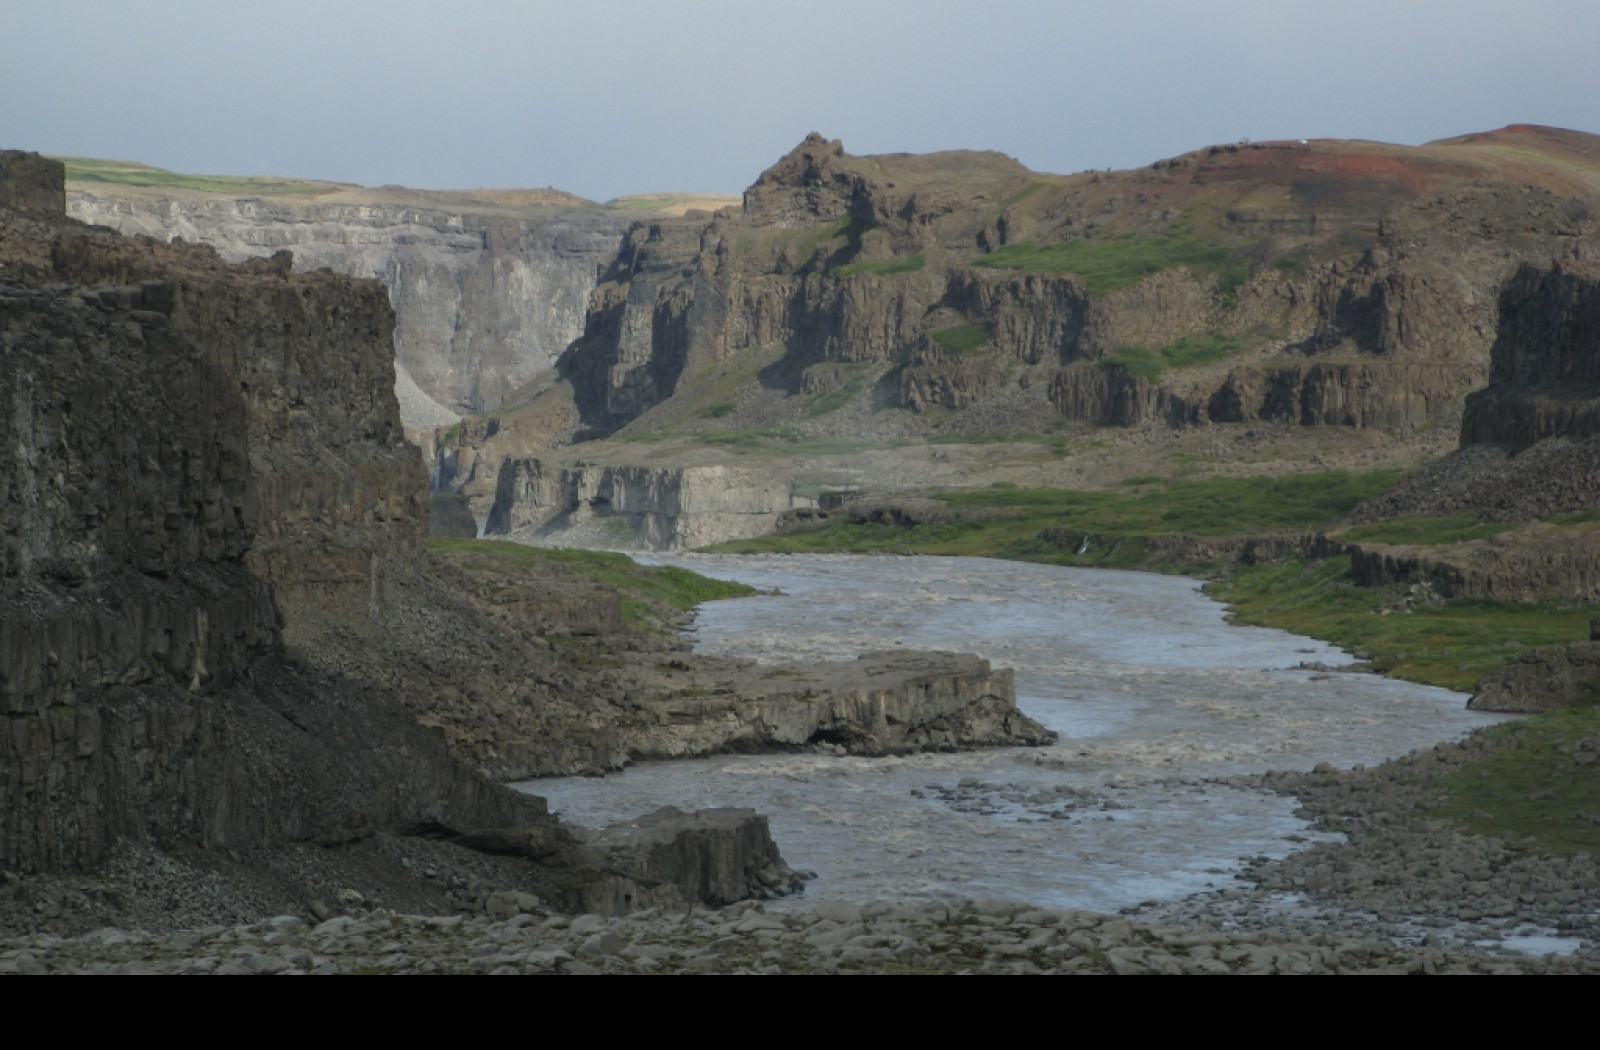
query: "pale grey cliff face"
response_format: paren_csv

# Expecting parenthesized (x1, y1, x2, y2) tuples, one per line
(485, 458, 792, 550)
(68, 189, 634, 419)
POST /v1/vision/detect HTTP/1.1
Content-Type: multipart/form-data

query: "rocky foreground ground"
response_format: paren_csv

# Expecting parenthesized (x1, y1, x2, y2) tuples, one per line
(2, 895, 1592, 975)
(3, 725, 1597, 974)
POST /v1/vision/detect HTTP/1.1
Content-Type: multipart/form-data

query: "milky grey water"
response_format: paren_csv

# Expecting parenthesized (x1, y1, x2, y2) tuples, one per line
(514, 554, 1507, 913)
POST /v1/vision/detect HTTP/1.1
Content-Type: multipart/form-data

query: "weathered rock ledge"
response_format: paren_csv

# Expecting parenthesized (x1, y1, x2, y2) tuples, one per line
(485, 457, 792, 550)
(612, 651, 1053, 761)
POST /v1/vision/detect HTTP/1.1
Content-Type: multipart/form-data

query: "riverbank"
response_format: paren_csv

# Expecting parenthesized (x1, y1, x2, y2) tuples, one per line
(5, 545, 1597, 971)
(9, 725, 1596, 973)
(714, 472, 1600, 860)
(716, 472, 1599, 691)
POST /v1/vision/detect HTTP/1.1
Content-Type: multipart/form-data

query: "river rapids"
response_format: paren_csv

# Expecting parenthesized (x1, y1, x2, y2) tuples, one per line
(515, 554, 1506, 913)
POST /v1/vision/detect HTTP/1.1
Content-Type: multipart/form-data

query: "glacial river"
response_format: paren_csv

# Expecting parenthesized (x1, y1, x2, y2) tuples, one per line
(515, 554, 1506, 913)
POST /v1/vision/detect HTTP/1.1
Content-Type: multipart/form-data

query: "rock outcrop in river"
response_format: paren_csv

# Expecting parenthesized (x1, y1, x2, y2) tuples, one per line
(613, 651, 1052, 760)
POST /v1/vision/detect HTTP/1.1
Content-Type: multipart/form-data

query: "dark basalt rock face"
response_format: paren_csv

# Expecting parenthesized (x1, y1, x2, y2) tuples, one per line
(1351, 260, 1600, 527)
(0, 152, 540, 873)
(1337, 259, 1600, 616)
(1462, 260, 1600, 453)
(0, 153, 789, 914)
(0, 152, 64, 217)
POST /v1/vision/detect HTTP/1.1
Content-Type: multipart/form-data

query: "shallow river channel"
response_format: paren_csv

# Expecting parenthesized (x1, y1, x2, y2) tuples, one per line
(515, 554, 1507, 913)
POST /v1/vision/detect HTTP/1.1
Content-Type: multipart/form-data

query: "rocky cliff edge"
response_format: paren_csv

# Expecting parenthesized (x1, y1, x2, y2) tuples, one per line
(0, 152, 799, 923)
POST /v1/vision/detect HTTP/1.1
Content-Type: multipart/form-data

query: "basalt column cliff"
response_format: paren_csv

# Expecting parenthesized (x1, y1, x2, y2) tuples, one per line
(68, 178, 639, 421)
(0, 153, 797, 917)
(461, 127, 1600, 547)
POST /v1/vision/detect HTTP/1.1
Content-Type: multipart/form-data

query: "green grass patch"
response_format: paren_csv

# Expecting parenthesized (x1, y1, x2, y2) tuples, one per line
(930, 323, 991, 354)
(1433, 707, 1600, 855)
(1002, 180, 1051, 207)
(717, 470, 1402, 565)
(694, 426, 896, 456)
(805, 374, 870, 418)
(1101, 334, 1241, 382)
(1100, 346, 1164, 381)
(58, 155, 336, 195)
(1209, 556, 1599, 692)
(926, 431, 1072, 453)
(1274, 255, 1309, 280)
(601, 194, 739, 213)
(828, 211, 867, 244)
(941, 470, 1403, 535)
(1337, 512, 1520, 547)
(972, 236, 1233, 295)
(1547, 509, 1600, 526)
(698, 401, 737, 419)
(427, 538, 755, 627)
(1217, 265, 1249, 300)
(834, 253, 926, 278)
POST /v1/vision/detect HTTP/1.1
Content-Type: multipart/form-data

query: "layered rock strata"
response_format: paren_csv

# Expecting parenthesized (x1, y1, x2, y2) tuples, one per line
(613, 651, 1053, 760)
(0, 156, 520, 872)
(485, 458, 791, 550)
(545, 130, 1597, 445)
(1346, 527, 1600, 603)
(1354, 260, 1600, 523)
(1342, 260, 1600, 605)
(1460, 260, 1600, 452)
(1050, 359, 1482, 430)
(67, 183, 636, 418)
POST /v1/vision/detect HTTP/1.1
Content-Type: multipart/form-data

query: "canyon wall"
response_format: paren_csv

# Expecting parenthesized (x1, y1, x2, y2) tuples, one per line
(1460, 260, 1600, 452)
(1353, 260, 1600, 526)
(547, 132, 1597, 442)
(1342, 259, 1600, 612)
(1, 154, 552, 872)
(485, 458, 790, 549)
(67, 186, 634, 419)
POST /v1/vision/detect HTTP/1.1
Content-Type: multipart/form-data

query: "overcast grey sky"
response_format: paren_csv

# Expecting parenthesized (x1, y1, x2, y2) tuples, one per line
(4, 1, 1597, 201)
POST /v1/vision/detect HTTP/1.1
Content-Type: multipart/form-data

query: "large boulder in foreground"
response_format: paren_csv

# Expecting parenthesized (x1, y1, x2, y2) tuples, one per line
(1470, 641, 1600, 712)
